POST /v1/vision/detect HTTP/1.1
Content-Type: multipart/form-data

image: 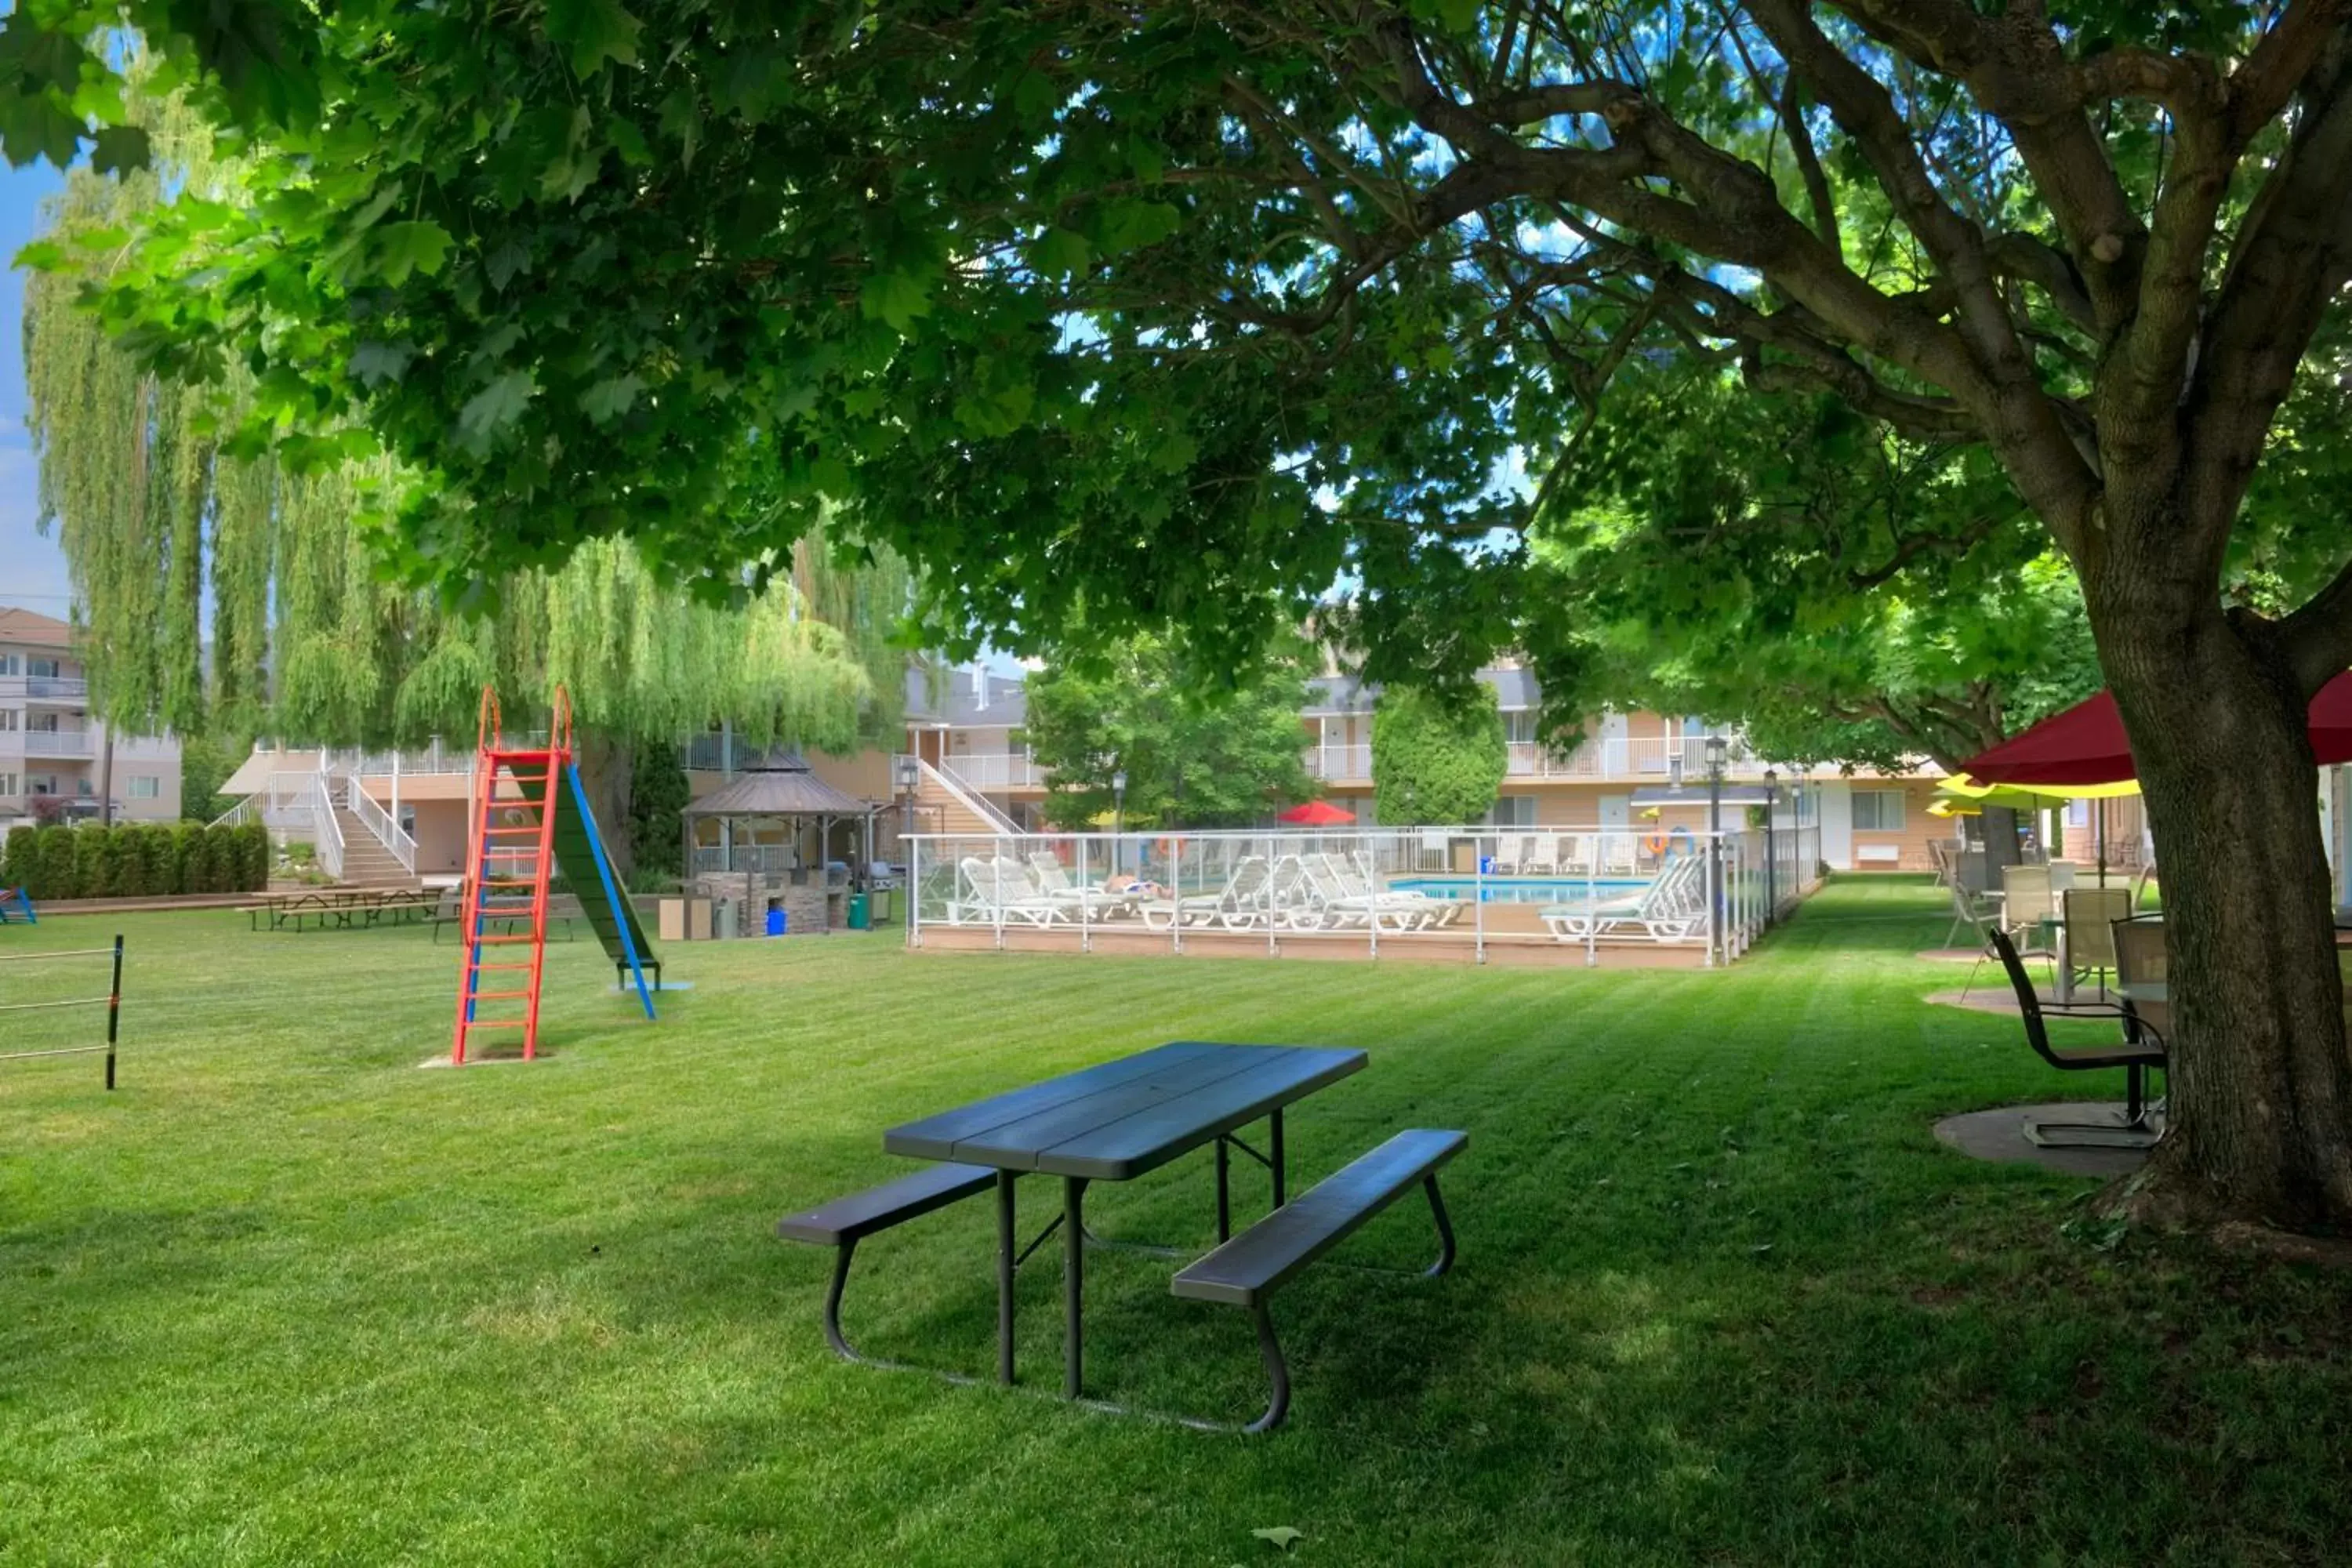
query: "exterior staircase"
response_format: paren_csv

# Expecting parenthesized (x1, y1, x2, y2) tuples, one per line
(332, 806, 421, 888)
(911, 757, 1018, 837)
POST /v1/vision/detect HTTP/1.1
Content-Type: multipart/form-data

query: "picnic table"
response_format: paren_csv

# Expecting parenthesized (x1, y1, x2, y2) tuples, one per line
(884, 1041, 1364, 1399)
(247, 887, 441, 932)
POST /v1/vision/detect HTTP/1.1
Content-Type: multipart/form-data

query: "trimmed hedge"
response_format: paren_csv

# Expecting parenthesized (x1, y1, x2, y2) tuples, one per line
(0, 821, 269, 900)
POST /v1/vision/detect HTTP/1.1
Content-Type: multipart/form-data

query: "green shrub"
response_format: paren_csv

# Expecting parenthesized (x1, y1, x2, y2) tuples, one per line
(1, 824, 36, 892)
(80, 827, 124, 898)
(30, 824, 79, 900)
(169, 823, 204, 895)
(236, 823, 270, 891)
(132, 823, 176, 895)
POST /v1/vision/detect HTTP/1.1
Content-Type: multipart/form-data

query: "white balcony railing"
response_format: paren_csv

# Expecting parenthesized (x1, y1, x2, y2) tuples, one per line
(938, 750, 1047, 792)
(1303, 733, 1795, 783)
(0, 674, 88, 701)
(321, 740, 474, 776)
(20, 730, 94, 759)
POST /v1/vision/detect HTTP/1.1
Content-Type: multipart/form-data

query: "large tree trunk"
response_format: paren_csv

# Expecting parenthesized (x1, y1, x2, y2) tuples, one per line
(2090, 586, 2352, 1228)
(572, 732, 637, 876)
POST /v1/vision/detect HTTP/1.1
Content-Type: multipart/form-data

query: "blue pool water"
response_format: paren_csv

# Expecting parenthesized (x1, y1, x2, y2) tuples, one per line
(1390, 876, 1649, 906)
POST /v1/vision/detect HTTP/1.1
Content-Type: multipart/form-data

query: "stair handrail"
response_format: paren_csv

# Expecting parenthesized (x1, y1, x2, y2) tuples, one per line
(342, 773, 419, 875)
(913, 755, 1018, 835)
(307, 770, 346, 880)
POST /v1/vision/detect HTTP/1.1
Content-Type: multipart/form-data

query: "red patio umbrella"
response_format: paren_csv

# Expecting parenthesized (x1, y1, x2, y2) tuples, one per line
(1963, 670, 2352, 786)
(1277, 799, 1355, 826)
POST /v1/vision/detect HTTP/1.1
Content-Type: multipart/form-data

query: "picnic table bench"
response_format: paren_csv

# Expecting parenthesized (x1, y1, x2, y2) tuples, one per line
(429, 891, 586, 943)
(778, 1040, 1465, 1431)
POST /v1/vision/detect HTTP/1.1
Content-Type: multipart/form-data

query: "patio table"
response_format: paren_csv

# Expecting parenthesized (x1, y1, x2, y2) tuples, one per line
(884, 1040, 1366, 1399)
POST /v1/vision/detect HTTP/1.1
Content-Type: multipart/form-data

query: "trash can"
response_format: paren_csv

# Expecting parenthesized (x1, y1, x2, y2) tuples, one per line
(765, 906, 786, 937)
(715, 899, 739, 941)
(848, 892, 870, 931)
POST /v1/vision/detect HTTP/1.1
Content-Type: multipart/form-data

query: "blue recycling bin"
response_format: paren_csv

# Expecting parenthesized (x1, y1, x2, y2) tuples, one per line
(765, 906, 786, 937)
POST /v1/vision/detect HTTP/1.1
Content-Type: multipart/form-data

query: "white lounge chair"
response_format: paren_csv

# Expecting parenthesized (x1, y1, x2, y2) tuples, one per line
(1293, 853, 1433, 931)
(1141, 854, 1272, 931)
(1539, 855, 1707, 943)
(1024, 851, 1135, 919)
(956, 857, 1068, 927)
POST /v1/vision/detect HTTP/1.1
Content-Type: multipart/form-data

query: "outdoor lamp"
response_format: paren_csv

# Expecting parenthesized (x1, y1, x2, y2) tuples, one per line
(893, 754, 920, 794)
(1704, 734, 1728, 780)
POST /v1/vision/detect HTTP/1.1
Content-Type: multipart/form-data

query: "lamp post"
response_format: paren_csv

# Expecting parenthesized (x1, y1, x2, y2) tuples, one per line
(892, 753, 920, 866)
(1111, 766, 1128, 875)
(1705, 735, 1728, 962)
(1763, 768, 1780, 925)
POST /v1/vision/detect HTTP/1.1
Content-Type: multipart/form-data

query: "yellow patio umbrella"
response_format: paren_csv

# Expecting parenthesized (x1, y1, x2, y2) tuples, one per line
(1932, 774, 2141, 881)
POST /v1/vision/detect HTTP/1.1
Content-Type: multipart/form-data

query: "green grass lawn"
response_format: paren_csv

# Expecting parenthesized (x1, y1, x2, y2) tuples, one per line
(4, 878, 2349, 1565)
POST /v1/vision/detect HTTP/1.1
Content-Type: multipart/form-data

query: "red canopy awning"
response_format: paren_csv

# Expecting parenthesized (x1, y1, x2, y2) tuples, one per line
(1963, 670, 2352, 786)
(1277, 799, 1355, 826)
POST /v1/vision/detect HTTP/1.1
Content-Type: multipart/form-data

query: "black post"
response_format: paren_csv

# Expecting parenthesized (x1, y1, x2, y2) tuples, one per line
(1270, 1109, 1287, 1208)
(1062, 1176, 1087, 1399)
(104, 933, 122, 1091)
(995, 1171, 1016, 1385)
(1215, 1135, 1232, 1242)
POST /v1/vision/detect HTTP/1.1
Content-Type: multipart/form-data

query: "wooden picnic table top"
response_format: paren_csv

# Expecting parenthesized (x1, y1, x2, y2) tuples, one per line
(884, 1040, 1365, 1182)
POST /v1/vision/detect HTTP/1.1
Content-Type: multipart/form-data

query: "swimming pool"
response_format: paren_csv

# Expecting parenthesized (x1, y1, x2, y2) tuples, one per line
(1390, 876, 1650, 906)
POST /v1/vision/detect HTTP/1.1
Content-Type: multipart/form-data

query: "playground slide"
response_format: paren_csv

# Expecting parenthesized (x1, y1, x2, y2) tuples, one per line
(553, 762, 659, 1018)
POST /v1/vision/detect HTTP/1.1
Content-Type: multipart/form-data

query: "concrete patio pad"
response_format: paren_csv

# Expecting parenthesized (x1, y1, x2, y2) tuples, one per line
(1934, 1101, 2157, 1178)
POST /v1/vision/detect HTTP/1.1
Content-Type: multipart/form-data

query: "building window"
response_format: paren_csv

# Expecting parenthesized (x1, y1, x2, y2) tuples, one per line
(1486, 795, 1537, 828)
(27, 657, 60, 678)
(0, 710, 15, 731)
(1501, 711, 1537, 746)
(1853, 789, 1907, 832)
(27, 775, 56, 796)
(25, 712, 59, 732)
(0, 772, 16, 797)
(74, 779, 93, 797)
(128, 775, 160, 800)
(0, 653, 17, 675)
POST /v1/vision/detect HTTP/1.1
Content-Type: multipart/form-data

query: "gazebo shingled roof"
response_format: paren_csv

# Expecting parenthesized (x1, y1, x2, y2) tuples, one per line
(680, 750, 875, 818)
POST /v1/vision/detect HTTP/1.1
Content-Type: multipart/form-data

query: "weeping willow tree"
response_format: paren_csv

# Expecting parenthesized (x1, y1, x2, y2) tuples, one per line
(24, 91, 913, 860)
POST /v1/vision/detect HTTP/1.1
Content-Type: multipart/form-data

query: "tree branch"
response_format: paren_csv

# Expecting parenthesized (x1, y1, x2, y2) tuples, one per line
(2281, 553, 2352, 694)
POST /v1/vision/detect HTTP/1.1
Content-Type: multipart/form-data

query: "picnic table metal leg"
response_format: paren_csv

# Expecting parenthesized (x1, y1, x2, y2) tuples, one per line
(996, 1171, 1017, 1386)
(1215, 1136, 1232, 1242)
(1063, 1175, 1087, 1399)
(1270, 1109, 1287, 1207)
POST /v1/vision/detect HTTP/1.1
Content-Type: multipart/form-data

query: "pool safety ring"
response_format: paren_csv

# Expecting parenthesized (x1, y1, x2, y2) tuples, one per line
(1642, 832, 1670, 856)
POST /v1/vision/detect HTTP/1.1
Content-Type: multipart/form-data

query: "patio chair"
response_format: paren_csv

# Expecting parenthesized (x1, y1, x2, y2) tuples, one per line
(2061, 886, 2133, 1000)
(1997, 865, 2056, 950)
(2111, 916, 2169, 1051)
(1488, 836, 1526, 876)
(1524, 833, 1560, 874)
(1985, 927, 2165, 1149)
(1419, 829, 1450, 873)
(1348, 851, 1460, 926)
(1599, 835, 1638, 877)
(1944, 876, 1996, 949)
(1559, 834, 1596, 875)
(2128, 862, 2158, 913)
(2047, 860, 2080, 892)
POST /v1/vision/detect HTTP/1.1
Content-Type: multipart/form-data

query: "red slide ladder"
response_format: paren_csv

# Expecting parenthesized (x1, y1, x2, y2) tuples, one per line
(451, 690, 572, 1064)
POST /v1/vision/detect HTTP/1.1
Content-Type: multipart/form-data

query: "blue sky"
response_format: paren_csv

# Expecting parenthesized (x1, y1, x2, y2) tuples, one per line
(0, 158, 67, 616)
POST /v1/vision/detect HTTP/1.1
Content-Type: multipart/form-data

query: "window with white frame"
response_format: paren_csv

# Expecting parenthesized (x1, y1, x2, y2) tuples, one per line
(1486, 794, 1537, 828)
(27, 775, 56, 795)
(128, 775, 160, 800)
(0, 771, 16, 796)
(1502, 710, 1537, 745)
(24, 711, 58, 732)
(27, 657, 60, 678)
(0, 710, 16, 731)
(0, 653, 17, 674)
(1852, 789, 1907, 832)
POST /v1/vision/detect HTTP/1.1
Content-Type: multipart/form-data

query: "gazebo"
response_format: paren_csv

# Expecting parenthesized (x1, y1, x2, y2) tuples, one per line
(680, 751, 881, 930)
